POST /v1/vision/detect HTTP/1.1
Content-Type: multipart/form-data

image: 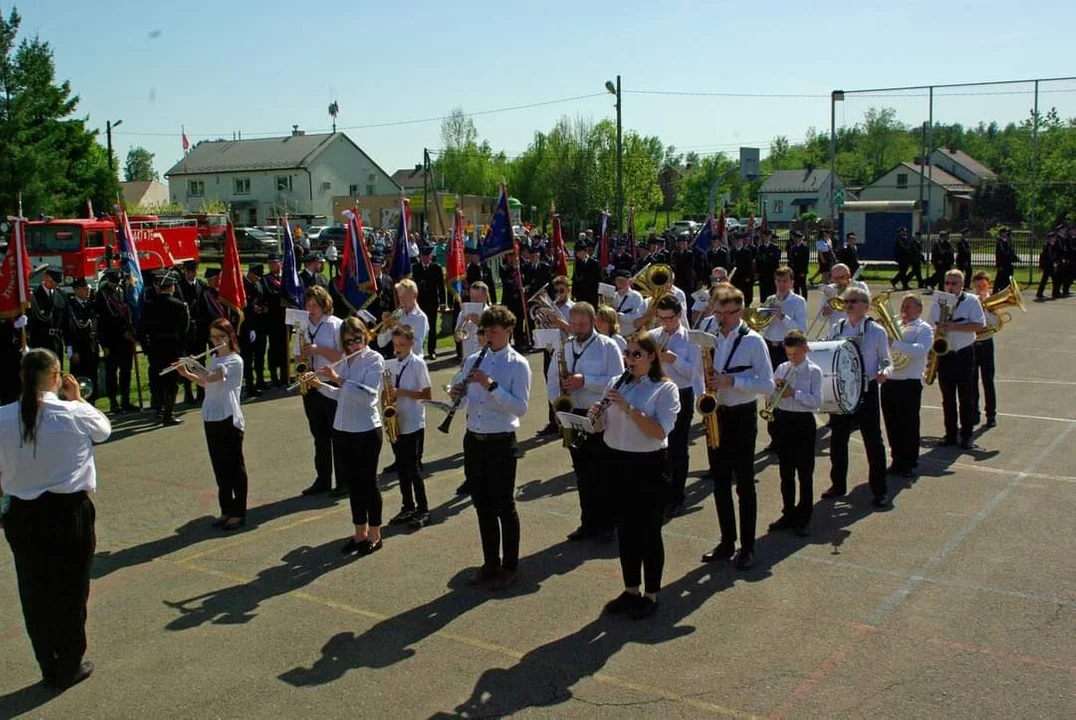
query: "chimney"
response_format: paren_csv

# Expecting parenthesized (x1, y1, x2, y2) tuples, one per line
(804, 163, 814, 179)
(291, 125, 304, 137)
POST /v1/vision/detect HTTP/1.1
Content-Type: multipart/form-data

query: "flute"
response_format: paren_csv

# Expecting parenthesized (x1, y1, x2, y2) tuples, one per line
(159, 344, 227, 375)
(286, 348, 365, 392)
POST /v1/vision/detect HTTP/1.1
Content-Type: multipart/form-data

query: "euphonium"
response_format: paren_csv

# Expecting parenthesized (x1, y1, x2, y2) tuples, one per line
(553, 333, 576, 447)
(744, 296, 781, 332)
(759, 363, 800, 422)
(528, 287, 559, 329)
(869, 291, 910, 371)
(976, 277, 1026, 341)
(381, 368, 399, 444)
(632, 263, 674, 329)
(696, 342, 720, 450)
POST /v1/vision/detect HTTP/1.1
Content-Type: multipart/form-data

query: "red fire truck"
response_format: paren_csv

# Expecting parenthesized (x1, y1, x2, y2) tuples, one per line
(23, 214, 201, 290)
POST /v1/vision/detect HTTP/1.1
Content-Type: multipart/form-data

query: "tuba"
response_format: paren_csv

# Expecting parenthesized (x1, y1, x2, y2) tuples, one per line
(869, 291, 910, 371)
(381, 368, 399, 444)
(631, 263, 675, 329)
(977, 277, 1026, 341)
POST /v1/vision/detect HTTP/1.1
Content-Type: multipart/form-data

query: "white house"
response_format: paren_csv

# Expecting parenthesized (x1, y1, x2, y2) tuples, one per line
(165, 130, 400, 226)
(758, 168, 844, 223)
(928, 148, 996, 187)
(120, 179, 169, 209)
(857, 162, 974, 223)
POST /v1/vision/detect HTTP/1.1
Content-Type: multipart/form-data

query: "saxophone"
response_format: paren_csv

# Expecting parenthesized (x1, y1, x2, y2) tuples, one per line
(381, 368, 399, 444)
(553, 333, 576, 448)
(696, 344, 720, 449)
(924, 302, 952, 386)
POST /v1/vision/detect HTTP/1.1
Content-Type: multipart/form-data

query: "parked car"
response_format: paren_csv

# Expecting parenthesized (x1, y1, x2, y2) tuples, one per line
(318, 225, 347, 249)
(670, 220, 700, 236)
(235, 227, 279, 253)
(305, 225, 329, 243)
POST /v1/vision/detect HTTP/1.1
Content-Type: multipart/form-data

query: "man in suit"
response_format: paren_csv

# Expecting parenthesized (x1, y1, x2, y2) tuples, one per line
(572, 240, 601, 307)
(731, 234, 757, 306)
(65, 278, 100, 400)
(636, 235, 668, 273)
(176, 259, 205, 403)
(956, 228, 974, 288)
(465, 247, 497, 304)
(241, 263, 269, 397)
(994, 228, 1019, 291)
(260, 252, 289, 387)
(412, 245, 446, 359)
(756, 230, 783, 302)
(500, 250, 529, 350)
(369, 254, 397, 359)
(142, 271, 190, 426)
(521, 243, 552, 301)
(928, 231, 954, 292)
(611, 239, 635, 276)
(672, 233, 698, 297)
(837, 232, 860, 277)
(300, 252, 326, 288)
(28, 267, 68, 368)
(788, 231, 811, 298)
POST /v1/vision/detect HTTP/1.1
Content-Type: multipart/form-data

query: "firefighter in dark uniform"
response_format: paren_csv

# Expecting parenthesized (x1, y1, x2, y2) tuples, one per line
(891, 228, 912, 290)
(369, 254, 397, 359)
(910, 232, 925, 288)
(28, 267, 68, 368)
(956, 228, 973, 288)
(521, 242, 552, 301)
(672, 233, 698, 297)
(636, 235, 668, 273)
(707, 239, 732, 283)
(756, 230, 783, 301)
(66, 278, 100, 400)
(413, 244, 446, 359)
(928, 231, 954, 291)
(95, 270, 138, 412)
(142, 271, 189, 426)
(261, 252, 288, 386)
(731, 234, 757, 306)
(994, 227, 1019, 292)
(465, 246, 497, 304)
(611, 239, 635, 276)
(500, 249, 528, 349)
(788, 231, 811, 298)
(241, 263, 269, 397)
(572, 240, 601, 306)
(300, 252, 326, 288)
(176, 260, 205, 404)
(1060, 225, 1075, 297)
(0, 317, 24, 405)
(838, 232, 861, 277)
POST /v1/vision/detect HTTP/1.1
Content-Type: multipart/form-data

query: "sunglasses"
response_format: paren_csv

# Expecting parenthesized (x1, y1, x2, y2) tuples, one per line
(844, 298, 866, 305)
(624, 349, 646, 359)
(344, 337, 365, 345)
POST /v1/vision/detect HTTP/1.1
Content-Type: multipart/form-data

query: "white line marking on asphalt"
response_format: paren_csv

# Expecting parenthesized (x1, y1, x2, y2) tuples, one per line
(995, 378, 1076, 386)
(922, 405, 1076, 423)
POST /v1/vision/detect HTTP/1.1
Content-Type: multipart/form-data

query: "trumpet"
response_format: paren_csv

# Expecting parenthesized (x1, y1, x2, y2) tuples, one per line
(381, 368, 399, 444)
(760, 363, 799, 422)
(287, 348, 364, 393)
(367, 308, 404, 340)
(159, 344, 227, 375)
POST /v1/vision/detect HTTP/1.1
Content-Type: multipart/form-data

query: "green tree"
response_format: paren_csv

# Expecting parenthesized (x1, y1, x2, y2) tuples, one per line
(124, 146, 157, 182)
(0, 7, 117, 216)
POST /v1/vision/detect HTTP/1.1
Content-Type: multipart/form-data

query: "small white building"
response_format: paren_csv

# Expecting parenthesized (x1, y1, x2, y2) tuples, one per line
(120, 180, 170, 209)
(928, 148, 996, 187)
(758, 168, 844, 223)
(165, 130, 400, 226)
(857, 162, 973, 224)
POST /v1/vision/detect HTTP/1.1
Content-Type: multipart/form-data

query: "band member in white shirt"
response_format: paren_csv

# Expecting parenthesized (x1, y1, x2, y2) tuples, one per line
(177, 319, 248, 530)
(595, 305, 627, 352)
(591, 333, 680, 620)
(648, 295, 703, 517)
(385, 326, 433, 530)
(694, 284, 722, 334)
(299, 286, 344, 497)
(819, 263, 868, 328)
(547, 303, 624, 541)
(450, 306, 532, 591)
(611, 269, 645, 329)
(378, 279, 429, 358)
(880, 294, 933, 478)
(761, 266, 808, 450)
(971, 271, 999, 429)
(454, 281, 490, 361)
(537, 276, 574, 436)
(0, 349, 111, 689)
(767, 331, 823, 536)
(928, 269, 987, 449)
(823, 287, 892, 507)
(701, 287, 775, 570)
(308, 317, 385, 556)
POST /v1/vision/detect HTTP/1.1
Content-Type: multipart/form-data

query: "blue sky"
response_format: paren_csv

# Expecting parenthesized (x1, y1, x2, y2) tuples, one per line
(18, 0, 1076, 181)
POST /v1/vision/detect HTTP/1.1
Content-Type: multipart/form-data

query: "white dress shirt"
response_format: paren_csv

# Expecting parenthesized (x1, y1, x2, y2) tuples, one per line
(462, 345, 532, 434)
(385, 353, 431, 435)
(821, 280, 869, 326)
(775, 359, 824, 413)
(762, 292, 808, 343)
(546, 331, 624, 410)
(0, 393, 111, 500)
(670, 286, 690, 327)
(307, 315, 344, 372)
(602, 376, 681, 453)
(317, 347, 384, 433)
(711, 321, 775, 407)
(979, 307, 1000, 340)
(553, 300, 574, 324)
(648, 325, 704, 396)
(201, 353, 245, 430)
(883, 318, 933, 382)
(696, 314, 719, 334)
(378, 305, 429, 358)
(926, 291, 986, 353)
(614, 289, 645, 327)
(607, 333, 627, 352)
(827, 316, 891, 377)
(454, 303, 489, 359)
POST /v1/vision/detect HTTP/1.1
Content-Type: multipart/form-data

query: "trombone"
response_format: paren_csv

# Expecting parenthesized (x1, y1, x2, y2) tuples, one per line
(159, 344, 227, 375)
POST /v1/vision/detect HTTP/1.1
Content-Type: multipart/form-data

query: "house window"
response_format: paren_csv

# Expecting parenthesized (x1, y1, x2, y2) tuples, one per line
(188, 180, 205, 197)
(349, 184, 359, 196)
(896, 173, 908, 189)
(773, 199, 783, 214)
(276, 175, 292, 192)
(366, 184, 375, 196)
(234, 177, 251, 195)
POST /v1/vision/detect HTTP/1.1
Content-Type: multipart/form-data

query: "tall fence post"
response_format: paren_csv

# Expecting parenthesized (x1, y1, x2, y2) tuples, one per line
(1028, 80, 1039, 286)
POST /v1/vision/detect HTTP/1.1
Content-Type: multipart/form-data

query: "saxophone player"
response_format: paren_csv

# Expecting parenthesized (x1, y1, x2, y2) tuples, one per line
(880, 294, 933, 478)
(546, 303, 624, 542)
(767, 331, 822, 537)
(385, 326, 433, 530)
(928, 270, 986, 449)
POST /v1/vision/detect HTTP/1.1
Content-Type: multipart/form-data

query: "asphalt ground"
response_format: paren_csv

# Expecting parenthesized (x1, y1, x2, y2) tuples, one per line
(1, 285, 1073, 719)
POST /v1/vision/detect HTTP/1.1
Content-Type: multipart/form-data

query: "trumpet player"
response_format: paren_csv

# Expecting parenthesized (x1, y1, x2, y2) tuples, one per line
(454, 281, 490, 360)
(823, 287, 891, 507)
(385, 326, 433, 530)
(929, 270, 986, 449)
(537, 277, 574, 437)
(612, 269, 645, 330)
(971, 271, 999, 429)
(880, 294, 933, 478)
(701, 287, 774, 571)
(546, 303, 624, 542)
(649, 295, 703, 519)
(767, 331, 822, 537)
(299, 286, 344, 497)
(377, 279, 429, 359)
(761, 267, 808, 451)
(305, 317, 385, 557)
(820, 263, 868, 327)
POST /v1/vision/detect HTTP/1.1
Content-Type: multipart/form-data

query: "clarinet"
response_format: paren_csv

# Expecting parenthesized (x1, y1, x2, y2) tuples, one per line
(587, 368, 634, 427)
(438, 342, 491, 434)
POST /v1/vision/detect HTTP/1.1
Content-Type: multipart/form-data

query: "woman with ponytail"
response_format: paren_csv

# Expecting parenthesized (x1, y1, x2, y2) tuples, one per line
(0, 348, 111, 690)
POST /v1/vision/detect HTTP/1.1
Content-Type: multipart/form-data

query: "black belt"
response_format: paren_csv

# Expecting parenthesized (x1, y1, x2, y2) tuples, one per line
(466, 431, 515, 442)
(766, 339, 783, 348)
(717, 400, 756, 415)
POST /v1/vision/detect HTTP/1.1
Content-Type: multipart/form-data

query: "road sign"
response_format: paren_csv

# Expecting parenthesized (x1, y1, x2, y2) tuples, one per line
(834, 189, 846, 206)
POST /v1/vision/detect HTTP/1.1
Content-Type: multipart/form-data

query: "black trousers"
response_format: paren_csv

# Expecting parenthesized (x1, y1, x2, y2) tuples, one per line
(994, 268, 1013, 292)
(706, 402, 758, 551)
(892, 263, 910, 289)
(957, 263, 973, 288)
(421, 304, 439, 357)
(392, 429, 427, 513)
(4, 491, 95, 683)
(910, 260, 924, 287)
(732, 278, 755, 307)
(241, 328, 267, 390)
(973, 338, 996, 422)
(149, 349, 180, 417)
(758, 277, 777, 303)
(333, 427, 383, 526)
(103, 342, 133, 406)
(665, 388, 695, 507)
(765, 343, 788, 442)
(609, 448, 666, 594)
(69, 346, 100, 402)
(303, 390, 338, 489)
(880, 379, 923, 471)
(543, 351, 556, 427)
(0, 349, 21, 405)
(266, 322, 288, 383)
(939, 345, 977, 442)
(775, 409, 816, 525)
(204, 418, 249, 518)
(464, 431, 521, 570)
(568, 415, 611, 532)
(829, 380, 887, 497)
(793, 272, 808, 298)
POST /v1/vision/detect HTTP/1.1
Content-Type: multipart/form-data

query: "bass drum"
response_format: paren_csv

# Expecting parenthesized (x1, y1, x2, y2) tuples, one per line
(808, 339, 865, 414)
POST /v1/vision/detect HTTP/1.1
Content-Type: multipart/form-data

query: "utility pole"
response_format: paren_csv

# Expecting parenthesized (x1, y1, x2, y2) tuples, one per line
(106, 119, 123, 175)
(606, 76, 623, 235)
(423, 148, 431, 239)
(829, 91, 843, 230)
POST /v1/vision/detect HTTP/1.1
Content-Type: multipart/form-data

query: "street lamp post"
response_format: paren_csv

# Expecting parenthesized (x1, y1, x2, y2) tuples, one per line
(106, 119, 123, 174)
(829, 91, 843, 230)
(606, 76, 622, 235)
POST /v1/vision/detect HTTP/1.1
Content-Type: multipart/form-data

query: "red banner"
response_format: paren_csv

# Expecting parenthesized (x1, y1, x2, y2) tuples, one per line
(551, 212, 568, 278)
(760, 207, 768, 236)
(219, 222, 248, 324)
(716, 207, 727, 244)
(445, 207, 467, 302)
(746, 213, 755, 238)
(0, 218, 31, 320)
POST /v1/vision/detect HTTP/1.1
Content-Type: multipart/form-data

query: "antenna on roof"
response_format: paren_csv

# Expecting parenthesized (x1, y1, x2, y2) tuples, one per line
(328, 101, 339, 133)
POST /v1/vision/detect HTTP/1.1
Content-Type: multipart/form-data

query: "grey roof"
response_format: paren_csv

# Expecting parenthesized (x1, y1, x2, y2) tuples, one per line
(391, 167, 426, 190)
(165, 133, 343, 175)
(931, 148, 996, 180)
(894, 162, 974, 192)
(760, 169, 835, 193)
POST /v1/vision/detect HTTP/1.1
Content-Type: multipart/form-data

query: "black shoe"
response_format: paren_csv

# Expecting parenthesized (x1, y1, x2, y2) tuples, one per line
(467, 565, 499, 587)
(795, 525, 810, 538)
(389, 508, 416, 525)
(768, 514, 797, 532)
(567, 526, 595, 542)
(221, 517, 246, 531)
(886, 463, 904, 475)
(418, 460, 425, 472)
(937, 437, 957, 447)
(820, 486, 846, 499)
(428, 352, 438, 360)
(455, 481, 471, 496)
(381, 462, 399, 474)
(732, 549, 755, 570)
(356, 538, 383, 556)
(603, 591, 643, 615)
(340, 538, 362, 555)
(973, 415, 982, 426)
(985, 417, 997, 429)
(490, 567, 519, 591)
(762, 444, 777, 454)
(246, 388, 263, 399)
(537, 423, 559, 437)
(1035, 295, 1047, 302)
(901, 468, 916, 479)
(121, 403, 140, 413)
(959, 439, 974, 450)
(663, 502, 685, 520)
(628, 596, 659, 620)
(162, 415, 183, 426)
(329, 486, 349, 498)
(109, 403, 121, 414)
(595, 530, 615, 544)
(409, 512, 430, 530)
(183, 394, 196, 405)
(52, 661, 94, 690)
(702, 542, 735, 563)
(302, 483, 330, 496)
(872, 494, 889, 508)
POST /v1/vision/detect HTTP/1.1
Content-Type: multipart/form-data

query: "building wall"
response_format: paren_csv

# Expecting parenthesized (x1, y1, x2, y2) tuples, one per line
(758, 174, 843, 222)
(333, 192, 497, 235)
(858, 167, 951, 221)
(928, 150, 983, 187)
